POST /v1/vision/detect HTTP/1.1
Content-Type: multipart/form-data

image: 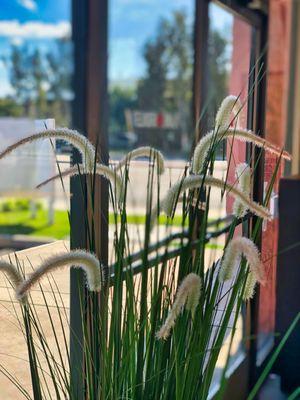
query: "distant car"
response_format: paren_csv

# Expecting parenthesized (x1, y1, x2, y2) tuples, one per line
(109, 131, 137, 150)
(56, 139, 73, 154)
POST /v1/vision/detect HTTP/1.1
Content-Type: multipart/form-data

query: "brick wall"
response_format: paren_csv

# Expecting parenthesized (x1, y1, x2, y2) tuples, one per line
(259, 0, 292, 338)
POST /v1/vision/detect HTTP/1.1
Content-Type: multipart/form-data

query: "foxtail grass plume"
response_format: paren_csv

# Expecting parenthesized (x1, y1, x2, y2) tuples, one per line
(192, 127, 292, 174)
(243, 270, 257, 300)
(156, 273, 201, 340)
(16, 250, 103, 300)
(160, 175, 271, 220)
(116, 146, 165, 175)
(0, 128, 96, 172)
(219, 236, 265, 285)
(233, 163, 251, 217)
(0, 261, 26, 302)
(0, 261, 23, 287)
(215, 95, 241, 133)
(36, 163, 123, 201)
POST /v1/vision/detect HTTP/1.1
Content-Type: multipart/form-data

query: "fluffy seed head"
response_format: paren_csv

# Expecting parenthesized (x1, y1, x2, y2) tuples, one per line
(192, 128, 292, 174)
(158, 175, 271, 221)
(156, 273, 201, 340)
(36, 163, 123, 202)
(0, 128, 96, 173)
(0, 261, 26, 302)
(16, 250, 103, 300)
(0, 261, 23, 287)
(219, 236, 265, 285)
(233, 163, 251, 218)
(243, 271, 257, 300)
(215, 95, 241, 133)
(116, 146, 165, 175)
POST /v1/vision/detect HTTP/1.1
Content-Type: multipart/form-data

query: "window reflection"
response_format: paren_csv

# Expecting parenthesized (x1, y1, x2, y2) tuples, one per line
(207, 2, 253, 386)
(109, 1, 194, 159)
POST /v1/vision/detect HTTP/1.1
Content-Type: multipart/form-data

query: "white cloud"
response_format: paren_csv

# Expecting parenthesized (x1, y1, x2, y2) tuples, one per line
(0, 20, 71, 39)
(10, 37, 24, 46)
(18, 0, 37, 11)
(0, 80, 13, 96)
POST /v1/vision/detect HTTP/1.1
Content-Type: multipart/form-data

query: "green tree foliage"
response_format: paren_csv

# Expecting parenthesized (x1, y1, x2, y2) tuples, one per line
(163, 11, 193, 135)
(9, 45, 32, 114)
(9, 46, 47, 115)
(136, 11, 228, 150)
(46, 39, 73, 125)
(3, 40, 72, 125)
(137, 10, 193, 117)
(207, 30, 229, 129)
(109, 86, 137, 133)
(30, 49, 48, 117)
(0, 98, 22, 117)
(137, 30, 168, 110)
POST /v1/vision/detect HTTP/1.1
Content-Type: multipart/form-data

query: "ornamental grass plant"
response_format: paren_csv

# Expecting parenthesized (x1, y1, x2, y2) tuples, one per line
(0, 96, 293, 399)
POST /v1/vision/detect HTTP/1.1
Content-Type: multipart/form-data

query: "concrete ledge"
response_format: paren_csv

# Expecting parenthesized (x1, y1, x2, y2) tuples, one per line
(0, 234, 53, 251)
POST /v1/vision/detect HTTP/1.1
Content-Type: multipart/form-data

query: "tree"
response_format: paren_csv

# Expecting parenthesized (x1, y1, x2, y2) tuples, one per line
(109, 86, 137, 133)
(6, 40, 72, 125)
(207, 30, 229, 129)
(137, 11, 193, 115)
(137, 30, 168, 110)
(161, 11, 193, 135)
(137, 11, 228, 133)
(136, 11, 194, 154)
(0, 98, 22, 117)
(9, 45, 47, 117)
(30, 49, 48, 117)
(9, 45, 32, 113)
(46, 39, 73, 125)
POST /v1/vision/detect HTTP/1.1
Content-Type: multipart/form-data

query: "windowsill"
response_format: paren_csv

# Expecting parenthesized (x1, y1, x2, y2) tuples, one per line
(256, 334, 274, 367)
(208, 351, 246, 400)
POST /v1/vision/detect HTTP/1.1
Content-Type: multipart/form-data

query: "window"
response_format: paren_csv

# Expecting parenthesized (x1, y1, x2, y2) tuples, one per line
(71, 0, 270, 396)
(107, 0, 195, 258)
(0, 0, 72, 245)
(205, 4, 257, 396)
(0, 1, 72, 397)
(108, 0, 195, 159)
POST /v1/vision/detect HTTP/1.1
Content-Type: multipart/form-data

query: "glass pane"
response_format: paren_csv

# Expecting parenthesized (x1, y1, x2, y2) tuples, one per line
(0, 1, 72, 244)
(208, 3, 252, 220)
(0, 1, 72, 398)
(207, 2, 254, 390)
(108, 0, 195, 260)
(108, 1, 194, 159)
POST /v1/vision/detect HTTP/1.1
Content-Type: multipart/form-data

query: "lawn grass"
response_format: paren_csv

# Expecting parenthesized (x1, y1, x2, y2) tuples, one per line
(0, 209, 70, 239)
(0, 210, 186, 239)
(0, 210, 223, 251)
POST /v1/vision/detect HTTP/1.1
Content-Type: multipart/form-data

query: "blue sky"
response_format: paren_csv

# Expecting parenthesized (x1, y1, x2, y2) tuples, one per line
(0, 0, 70, 95)
(0, 0, 232, 96)
(109, 0, 232, 82)
(0, 0, 70, 22)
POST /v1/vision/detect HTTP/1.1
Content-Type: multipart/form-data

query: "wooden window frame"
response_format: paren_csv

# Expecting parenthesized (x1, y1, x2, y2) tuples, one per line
(70, 0, 269, 397)
(194, 1, 269, 397)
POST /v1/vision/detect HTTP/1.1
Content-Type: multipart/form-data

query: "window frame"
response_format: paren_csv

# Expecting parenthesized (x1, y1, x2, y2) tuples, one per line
(198, 1, 269, 396)
(70, 0, 269, 397)
(70, 0, 109, 397)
